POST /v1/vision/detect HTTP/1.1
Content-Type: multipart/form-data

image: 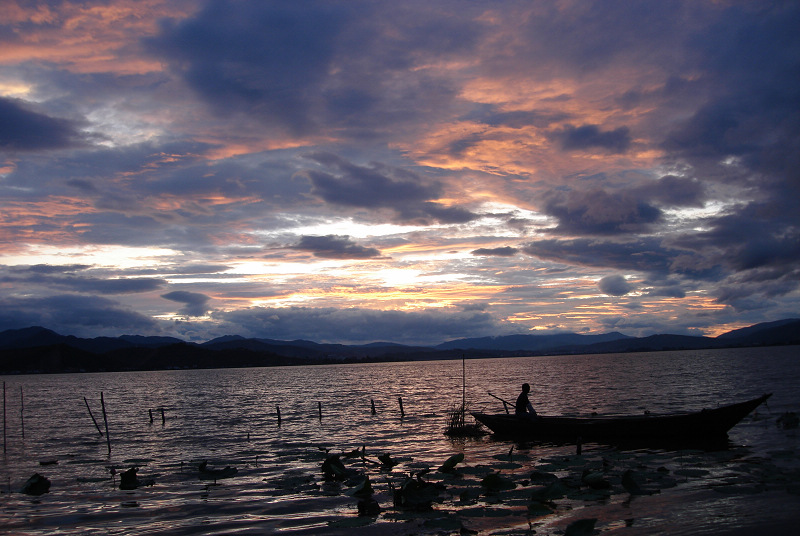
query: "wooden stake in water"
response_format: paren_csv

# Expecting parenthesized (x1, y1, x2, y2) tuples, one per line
(149, 409, 153, 424)
(276, 405, 282, 426)
(3, 381, 6, 454)
(19, 386, 24, 440)
(398, 396, 405, 418)
(461, 354, 467, 413)
(100, 392, 111, 455)
(461, 354, 466, 423)
(84, 397, 103, 436)
(318, 401, 322, 421)
(371, 399, 376, 415)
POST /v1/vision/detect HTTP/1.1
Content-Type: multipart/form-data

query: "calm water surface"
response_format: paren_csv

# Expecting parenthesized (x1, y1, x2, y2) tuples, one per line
(1, 346, 799, 535)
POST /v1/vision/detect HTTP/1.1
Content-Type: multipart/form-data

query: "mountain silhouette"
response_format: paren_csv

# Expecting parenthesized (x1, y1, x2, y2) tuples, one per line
(1, 318, 798, 374)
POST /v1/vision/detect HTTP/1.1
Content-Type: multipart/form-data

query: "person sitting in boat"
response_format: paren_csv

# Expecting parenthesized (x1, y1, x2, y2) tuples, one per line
(515, 383, 538, 418)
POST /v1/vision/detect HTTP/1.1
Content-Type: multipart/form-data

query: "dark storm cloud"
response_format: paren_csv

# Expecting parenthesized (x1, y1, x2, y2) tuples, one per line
(291, 235, 382, 260)
(657, 3, 800, 302)
(146, 1, 344, 136)
(2, 140, 212, 195)
(161, 291, 212, 317)
(504, 0, 688, 75)
(523, 238, 674, 275)
(465, 105, 569, 129)
(525, 236, 725, 282)
(471, 246, 519, 257)
(11, 264, 91, 274)
(0, 295, 159, 335)
(303, 152, 478, 224)
(0, 97, 87, 151)
(639, 275, 689, 299)
(541, 189, 662, 235)
(216, 305, 511, 345)
(632, 175, 706, 208)
(554, 124, 632, 153)
(146, 1, 481, 138)
(1, 265, 166, 294)
(2, 139, 317, 251)
(714, 275, 799, 310)
(598, 274, 632, 296)
(665, 3, 800, 179)
(671, 201, 800, 276)
(644, 285, 686, 299)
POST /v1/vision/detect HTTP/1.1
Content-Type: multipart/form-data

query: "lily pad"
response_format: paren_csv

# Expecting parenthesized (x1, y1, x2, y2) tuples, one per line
(530, 480, 567, 501)
(527, 502, 555, 517)
(439, 453, 465, 473)
(22, 474, 51, 496)
(345, 475, 373, 497)
(481, 472, 516, 492)
(565, 518, 597, 536)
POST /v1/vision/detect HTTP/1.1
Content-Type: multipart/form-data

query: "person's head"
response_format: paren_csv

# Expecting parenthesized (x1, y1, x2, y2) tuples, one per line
(521, 383, 530, 393)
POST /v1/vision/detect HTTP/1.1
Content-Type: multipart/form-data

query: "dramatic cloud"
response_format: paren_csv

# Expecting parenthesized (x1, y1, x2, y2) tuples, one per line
(632, 176, 706, 208)
(291, 235, 382, 260)
(145, 1, 481, 139)
(216, 305, 512, 345)
(0, 265, 166, 294)
(472, 247, 519, 257)
(554, 124, 632, 153)
(540, 189, 662, 235)
(161, 291, 212, 317)
(0, 295, 159, 336)
(598, 275, 633, 296)
(303, 152, 478, 224)
(522, 238, 675, 275)
(0, 97, 87, 151)
(0, 1, 798, 342)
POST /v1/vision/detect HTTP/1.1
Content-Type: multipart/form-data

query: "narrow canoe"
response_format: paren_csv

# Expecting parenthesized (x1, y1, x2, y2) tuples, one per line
(471, 393, 771, 443)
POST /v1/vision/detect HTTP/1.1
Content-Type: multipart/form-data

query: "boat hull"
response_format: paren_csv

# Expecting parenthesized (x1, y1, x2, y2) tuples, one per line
(471, 394, 771, 443)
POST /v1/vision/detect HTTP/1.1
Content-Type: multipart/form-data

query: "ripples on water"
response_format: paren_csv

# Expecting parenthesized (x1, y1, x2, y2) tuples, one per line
(1, 346, 799, 535)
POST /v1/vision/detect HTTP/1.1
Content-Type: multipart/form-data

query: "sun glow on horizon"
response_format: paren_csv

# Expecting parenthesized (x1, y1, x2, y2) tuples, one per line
(1, 244, 181, 269)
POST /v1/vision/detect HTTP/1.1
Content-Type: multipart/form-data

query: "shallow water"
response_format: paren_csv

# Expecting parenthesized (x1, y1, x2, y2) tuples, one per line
(1, 346, 799, 534)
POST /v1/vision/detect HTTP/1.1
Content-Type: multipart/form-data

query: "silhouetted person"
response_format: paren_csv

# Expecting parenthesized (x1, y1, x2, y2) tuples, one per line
(515, 383, 537, 418)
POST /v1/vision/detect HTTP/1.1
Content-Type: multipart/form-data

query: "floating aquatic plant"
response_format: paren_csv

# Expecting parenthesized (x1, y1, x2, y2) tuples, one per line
(438, 453, 465, 473)
(22, 473, 50, 496)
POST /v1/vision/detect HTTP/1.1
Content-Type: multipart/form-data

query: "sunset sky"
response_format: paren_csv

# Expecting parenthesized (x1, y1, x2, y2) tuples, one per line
(1, 1, 798, 345)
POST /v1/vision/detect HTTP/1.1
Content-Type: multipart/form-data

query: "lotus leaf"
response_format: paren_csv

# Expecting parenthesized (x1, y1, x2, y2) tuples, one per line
(481, 472, 516, 492)
(439, 453, 464, 473)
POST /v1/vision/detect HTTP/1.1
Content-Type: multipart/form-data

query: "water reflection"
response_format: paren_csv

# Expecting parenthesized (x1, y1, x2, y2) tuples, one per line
(0, 346, 798, 534)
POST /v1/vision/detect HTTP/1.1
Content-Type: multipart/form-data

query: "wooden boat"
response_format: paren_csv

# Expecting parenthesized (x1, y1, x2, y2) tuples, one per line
(471, 393, 771, 443)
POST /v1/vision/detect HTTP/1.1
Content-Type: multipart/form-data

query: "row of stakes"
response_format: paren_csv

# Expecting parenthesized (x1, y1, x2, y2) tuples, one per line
(3, 382, 409, 455)
(279, 396, 405, 425)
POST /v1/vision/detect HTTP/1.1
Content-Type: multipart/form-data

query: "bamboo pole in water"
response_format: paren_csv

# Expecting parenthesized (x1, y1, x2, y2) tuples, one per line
(84, 397, 103, 436)
(19, 386, 24, 440)
(100, 392, 111, 455)
(461, 354, 466, 423)
(3, 381, 6, 454)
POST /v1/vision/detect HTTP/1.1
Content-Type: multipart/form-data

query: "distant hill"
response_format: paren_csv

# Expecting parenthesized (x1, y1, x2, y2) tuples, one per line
(436, 332, 631, 352)
(716, 318, 800, 342)
(0, 318, 798, 374)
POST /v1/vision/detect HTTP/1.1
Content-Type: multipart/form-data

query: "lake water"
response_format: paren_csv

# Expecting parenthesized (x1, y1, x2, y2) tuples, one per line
(1, 346, 799, 535)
